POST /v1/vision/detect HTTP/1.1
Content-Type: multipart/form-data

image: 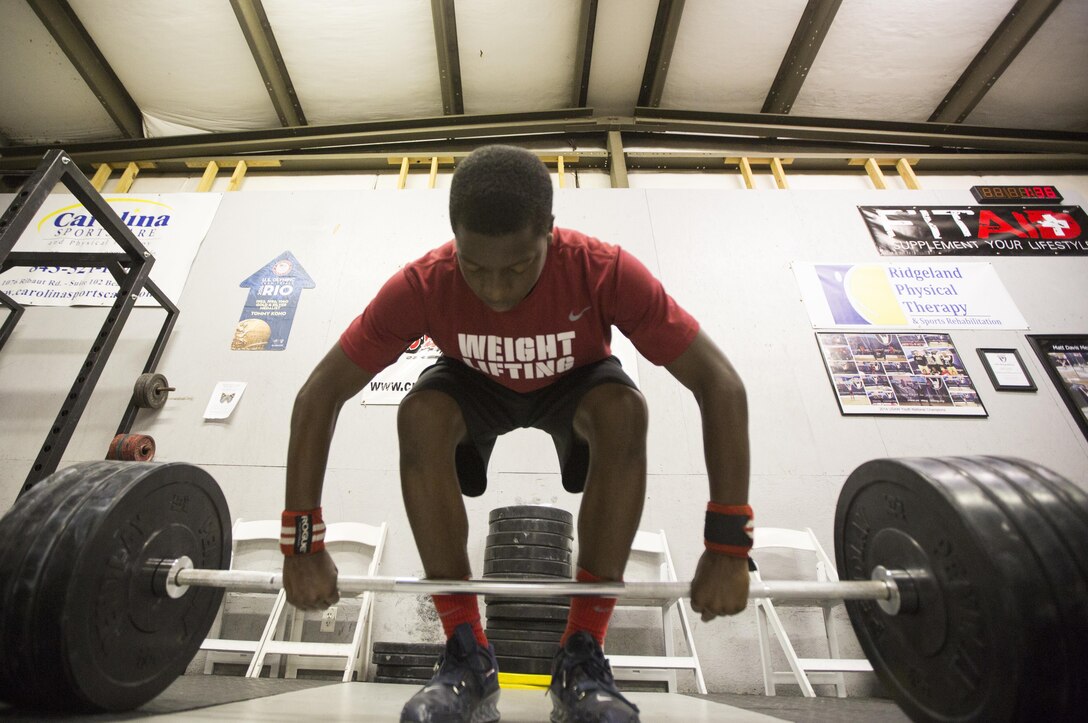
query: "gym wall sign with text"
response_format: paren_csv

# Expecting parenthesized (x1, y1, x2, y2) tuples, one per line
(232, 251, 315, 351)
(358, 334, 443, 405)
(1027, 335, 1088, 443)
(0, 194, 222, 306)
(793, 262, 1028, 330)
(858, 206, 1088, 256)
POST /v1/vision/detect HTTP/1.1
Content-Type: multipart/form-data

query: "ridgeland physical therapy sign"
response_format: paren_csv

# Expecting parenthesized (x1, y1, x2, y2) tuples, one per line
(793, 262, 1028, 330)
(859, 206, 1088, 256)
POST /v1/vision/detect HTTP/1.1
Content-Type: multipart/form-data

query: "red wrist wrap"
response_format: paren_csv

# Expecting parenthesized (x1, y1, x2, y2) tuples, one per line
(704, 503, 753, 558)
(281, 508, 326, 556)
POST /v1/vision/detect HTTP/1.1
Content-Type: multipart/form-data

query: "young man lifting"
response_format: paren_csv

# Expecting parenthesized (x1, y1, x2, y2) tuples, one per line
(282, 145, 751, 723)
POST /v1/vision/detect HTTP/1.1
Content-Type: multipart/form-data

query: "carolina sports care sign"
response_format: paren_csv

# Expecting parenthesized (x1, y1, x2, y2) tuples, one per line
(0, 194, 222, 305)
(859, 206, 1088, 256)
(360, 335, 443, 404)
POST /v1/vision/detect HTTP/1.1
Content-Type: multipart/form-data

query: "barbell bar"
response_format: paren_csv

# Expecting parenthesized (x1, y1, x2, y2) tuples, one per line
(1, 456, 1085, 722)
(156, 555, 909, 612)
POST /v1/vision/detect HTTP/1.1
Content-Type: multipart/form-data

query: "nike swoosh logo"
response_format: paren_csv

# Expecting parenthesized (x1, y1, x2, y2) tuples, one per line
(569, 305, 591, 321)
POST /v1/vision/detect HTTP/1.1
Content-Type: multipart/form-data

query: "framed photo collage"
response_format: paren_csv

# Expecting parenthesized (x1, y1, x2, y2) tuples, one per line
(818, 332, 986, 417)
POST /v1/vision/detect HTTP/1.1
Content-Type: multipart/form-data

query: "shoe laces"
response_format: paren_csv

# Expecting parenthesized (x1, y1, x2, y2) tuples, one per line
(556, 634, 638, 711)
(430, 652, 470, 694)
(559, 637, 614, 696)
(430, 631, 493, 694)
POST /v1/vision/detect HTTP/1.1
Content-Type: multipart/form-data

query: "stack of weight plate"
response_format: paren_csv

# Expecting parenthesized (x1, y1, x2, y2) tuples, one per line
(484, 505, 574, 676)
(371, 641, 444, 685)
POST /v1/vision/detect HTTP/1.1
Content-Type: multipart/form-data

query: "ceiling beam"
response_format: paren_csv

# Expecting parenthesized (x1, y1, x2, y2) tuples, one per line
(431, 0, 464, 114)
(572, 0, 598, 107)
(621, 150, 1088, 173)
(25, 0, 142, 138)
(637, 0, 685, 107)
(3, 148, 1082, 176)
(930, 0, 1062, 123)
(0, 109, 598, 167)
(635, 107, 1088, 154)
(229, 0, 306, 127)
(606, 130, 629, 188)
(762, 0, 842, 114)
(3, 109, 1086, 170)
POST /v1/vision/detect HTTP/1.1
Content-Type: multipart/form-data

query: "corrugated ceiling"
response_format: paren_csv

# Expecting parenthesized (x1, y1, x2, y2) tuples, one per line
(0, 0, 1085, 154)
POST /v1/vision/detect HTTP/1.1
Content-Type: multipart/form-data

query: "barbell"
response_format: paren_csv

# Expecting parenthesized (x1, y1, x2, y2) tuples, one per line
(155, 555, 908, 608)
(0, 456, 1085, 722)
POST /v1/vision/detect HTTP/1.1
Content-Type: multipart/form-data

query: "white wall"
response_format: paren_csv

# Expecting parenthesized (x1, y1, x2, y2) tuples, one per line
(2, 170, 1087, 695)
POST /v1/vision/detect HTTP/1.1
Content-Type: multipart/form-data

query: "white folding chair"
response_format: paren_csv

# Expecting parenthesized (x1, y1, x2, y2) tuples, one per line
(248, 521, 388, 682)
(608, 529, 708, 694)
(751, 527, 873, 697)
(200, 519, 288, 676)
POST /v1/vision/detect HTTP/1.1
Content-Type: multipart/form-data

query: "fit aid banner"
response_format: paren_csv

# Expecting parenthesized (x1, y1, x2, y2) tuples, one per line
(859, 206, 1088, 256)
(0, 194, 222, 306)
(793, 262, 1028, 330)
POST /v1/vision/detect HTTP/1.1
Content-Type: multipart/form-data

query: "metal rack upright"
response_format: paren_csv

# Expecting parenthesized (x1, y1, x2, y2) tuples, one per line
(0, 150, 179, 496)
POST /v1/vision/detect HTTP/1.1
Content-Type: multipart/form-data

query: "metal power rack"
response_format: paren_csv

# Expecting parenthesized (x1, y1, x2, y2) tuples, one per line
(0, 150, 179, 497)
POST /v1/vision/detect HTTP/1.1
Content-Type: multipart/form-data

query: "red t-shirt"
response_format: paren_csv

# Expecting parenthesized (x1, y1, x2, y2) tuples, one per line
(340, 227, 699, 393)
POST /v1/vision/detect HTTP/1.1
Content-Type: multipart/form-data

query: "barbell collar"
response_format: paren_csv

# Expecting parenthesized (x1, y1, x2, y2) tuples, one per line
(147, 556, 193, 599)
(872, 564, 920, 615)
(167, 560, 896, 607)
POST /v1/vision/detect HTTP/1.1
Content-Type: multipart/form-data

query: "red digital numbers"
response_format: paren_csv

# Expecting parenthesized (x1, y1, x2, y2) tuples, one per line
(971, 185, 1061, 203)
(1023, 186, 1059, 198)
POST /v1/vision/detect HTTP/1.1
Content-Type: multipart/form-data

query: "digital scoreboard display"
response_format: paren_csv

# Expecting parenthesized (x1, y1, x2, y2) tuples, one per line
(970, 185, 1063, 203)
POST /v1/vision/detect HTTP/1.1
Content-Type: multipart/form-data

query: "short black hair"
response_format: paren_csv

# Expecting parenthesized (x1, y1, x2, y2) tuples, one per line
(449, 145, 553, 235)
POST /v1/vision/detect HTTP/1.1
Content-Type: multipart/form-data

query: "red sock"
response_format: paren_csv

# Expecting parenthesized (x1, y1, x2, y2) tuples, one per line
(432, 593, 488, 647)
(562, 568, 618, 647)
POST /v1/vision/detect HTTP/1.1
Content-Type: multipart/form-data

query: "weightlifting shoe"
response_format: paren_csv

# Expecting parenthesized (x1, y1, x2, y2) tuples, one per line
(400, 623, 500, 723)
(548, 631, 640, 723)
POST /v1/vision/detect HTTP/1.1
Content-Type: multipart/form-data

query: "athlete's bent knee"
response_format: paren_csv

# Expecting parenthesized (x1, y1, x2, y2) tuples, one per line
(397, 390, 465, 462)
(575, 384, 648, 443)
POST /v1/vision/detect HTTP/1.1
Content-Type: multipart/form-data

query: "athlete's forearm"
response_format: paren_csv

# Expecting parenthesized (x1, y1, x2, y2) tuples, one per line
(695, 378, 750, 505)
(665, 331, 750, 505)
(285, 343, 376, 509)
(285, 389, 344, 509)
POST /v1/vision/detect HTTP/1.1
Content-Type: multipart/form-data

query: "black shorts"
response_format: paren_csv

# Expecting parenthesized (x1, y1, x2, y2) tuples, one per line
(404, 356, 638, 496)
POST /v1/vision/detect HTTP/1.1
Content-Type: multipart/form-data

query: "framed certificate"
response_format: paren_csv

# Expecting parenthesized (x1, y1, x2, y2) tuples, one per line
(976, 348, 1036, 392)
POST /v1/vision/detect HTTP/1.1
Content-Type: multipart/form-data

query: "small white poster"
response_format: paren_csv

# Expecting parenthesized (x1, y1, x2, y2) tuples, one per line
(204, 381, 247, 420)
(360, 335, 444, 405)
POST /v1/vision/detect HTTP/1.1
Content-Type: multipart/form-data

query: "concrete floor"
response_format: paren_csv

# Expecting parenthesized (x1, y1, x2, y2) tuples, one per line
(0, 677, 911, 722)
